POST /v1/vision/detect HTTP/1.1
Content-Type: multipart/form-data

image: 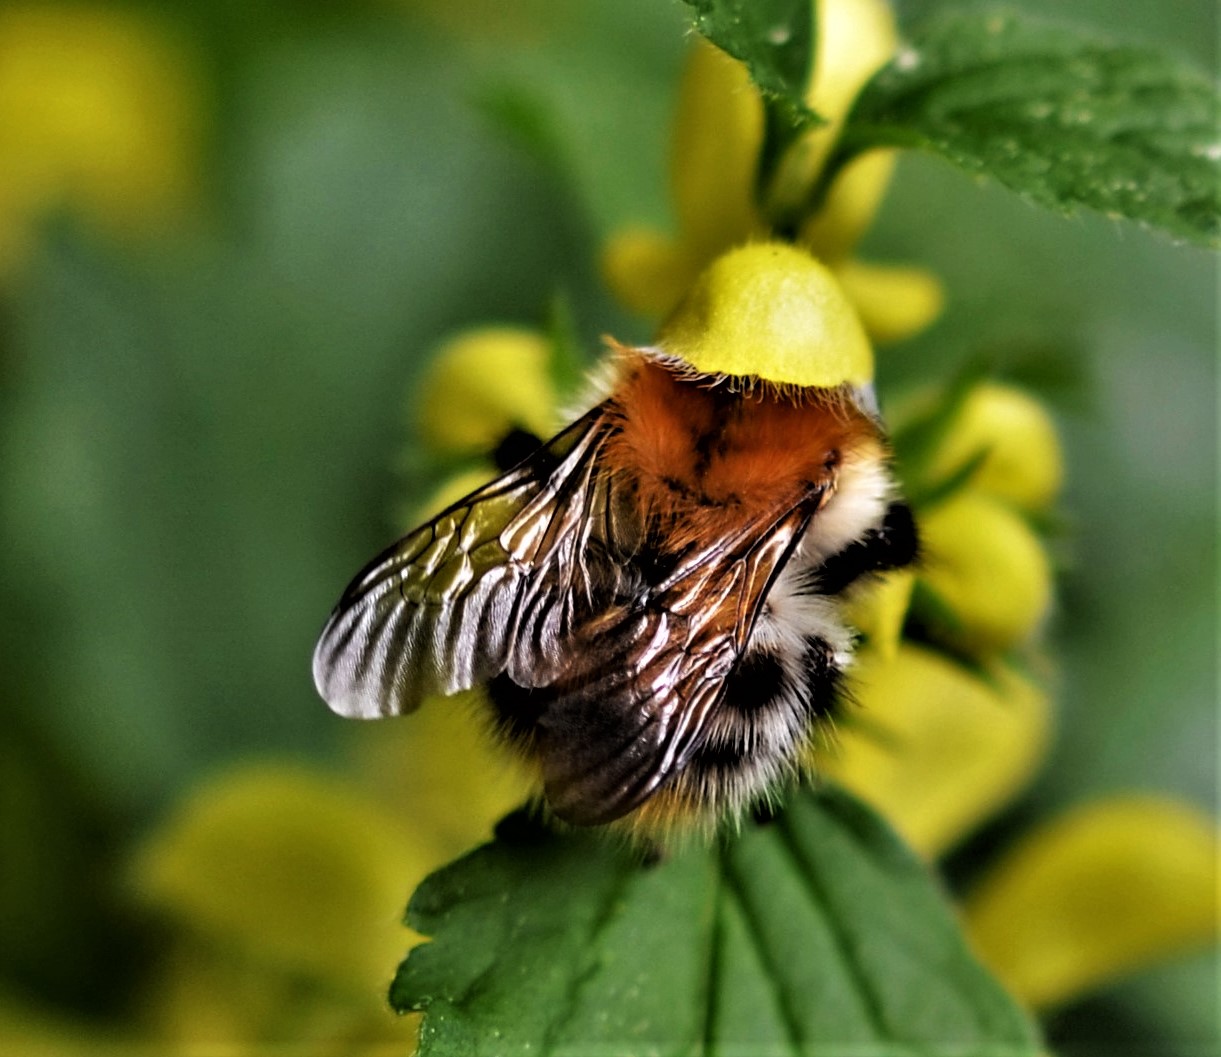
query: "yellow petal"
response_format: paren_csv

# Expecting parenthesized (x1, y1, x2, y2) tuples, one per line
(655, 241, 874, 387)
(963, 797, 1220, 1010)
(415, 327, 556, 457)
(670, 38, 764, 258)
(768, 0, 898, 218)
(808, 0, 899, 129)
(600, 226, 700, 320)
(0, 5, 203, 276)
(841, 568, 915, 662)
(917, 492, 1053, 654)
(822, 644, 1053, 857)
(922, 383, 1065, 512)
(131, 764, 427, 990)
(798, 150, 896, 263)
(833, 259, 946, 345)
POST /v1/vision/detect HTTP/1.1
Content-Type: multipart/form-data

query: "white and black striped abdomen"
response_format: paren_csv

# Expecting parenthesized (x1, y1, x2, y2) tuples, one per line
(673, 492, 918, 820)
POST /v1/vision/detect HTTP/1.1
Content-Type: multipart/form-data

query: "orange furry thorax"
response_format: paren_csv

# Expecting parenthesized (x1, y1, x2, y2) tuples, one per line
(602, 354, 881, 538)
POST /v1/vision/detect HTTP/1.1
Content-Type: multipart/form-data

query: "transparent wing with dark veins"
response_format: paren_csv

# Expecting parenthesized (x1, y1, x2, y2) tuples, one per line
(312, 407, 628, 719)
(313, 397, 826, 827)
(532, 497, 822, 825)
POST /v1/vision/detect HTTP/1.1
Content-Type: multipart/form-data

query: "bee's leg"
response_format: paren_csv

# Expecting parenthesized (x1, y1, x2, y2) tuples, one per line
(814, 501, 918, 595)
(751, 801, 779, 826)
(638, 841, 667, 869)
(486, 672, 549, 748)
(491, 427, 545, 471)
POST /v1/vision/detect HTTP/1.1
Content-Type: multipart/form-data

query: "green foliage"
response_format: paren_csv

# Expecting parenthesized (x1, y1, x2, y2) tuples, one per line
(680, 0, 815, 106)
(824, 9, 1221, 246)
(391, 787, 1041, 1055)
(0, 0, 1216, 1051)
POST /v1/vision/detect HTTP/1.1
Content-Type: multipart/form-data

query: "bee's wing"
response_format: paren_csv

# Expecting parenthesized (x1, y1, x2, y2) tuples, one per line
(315, 396, 824, 827)
(534, 496, 823, 826)
(312, 406, 632, 719)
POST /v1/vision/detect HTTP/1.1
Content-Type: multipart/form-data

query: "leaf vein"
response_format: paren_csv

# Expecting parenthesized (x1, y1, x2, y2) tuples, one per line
(720, 849, 805, 1054)
(773, 815, 895, 1045)
(539, 867, 639, 1056)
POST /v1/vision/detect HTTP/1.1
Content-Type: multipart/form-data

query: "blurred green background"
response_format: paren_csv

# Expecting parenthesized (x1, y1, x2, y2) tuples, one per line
(0, 0, 1215, 1053)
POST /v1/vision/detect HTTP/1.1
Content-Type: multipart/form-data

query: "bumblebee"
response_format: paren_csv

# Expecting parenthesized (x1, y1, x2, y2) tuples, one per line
(313, 341, 916, 833)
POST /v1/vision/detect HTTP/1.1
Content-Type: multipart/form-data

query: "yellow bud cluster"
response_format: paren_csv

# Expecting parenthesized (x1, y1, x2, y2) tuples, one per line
(833, 375, 1065, 862)
(914, 382, 1063, 655)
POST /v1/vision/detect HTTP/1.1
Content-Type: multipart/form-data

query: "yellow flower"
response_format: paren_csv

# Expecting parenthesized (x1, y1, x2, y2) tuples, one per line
(829, 648, 1219, 1013)
(916, 491, 1054, 654)
(0, 4, 204, 278)
(963, 798, 1219, 1011)
(602, 0, 943, 345)
(130, 764, 426, 1051)
(823, 644, 1054, 859)
(655, 240, 873, 387)
(908, 382, 1065, 513)
(415, 327, 558, 458)
(133, 765, 426, 984)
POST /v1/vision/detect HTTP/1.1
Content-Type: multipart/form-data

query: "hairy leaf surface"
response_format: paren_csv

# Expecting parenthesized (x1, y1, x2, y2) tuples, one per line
(830, 10, 1221, 246)
(391, 786, 1041, 1055)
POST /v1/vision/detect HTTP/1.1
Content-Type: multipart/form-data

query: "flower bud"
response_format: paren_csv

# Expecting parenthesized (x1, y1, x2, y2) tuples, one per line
(924, 383, 1064, 512)
(917, 492, 1053, 653)
(416, 327, 556, 456)
(600, 226, 698, 319)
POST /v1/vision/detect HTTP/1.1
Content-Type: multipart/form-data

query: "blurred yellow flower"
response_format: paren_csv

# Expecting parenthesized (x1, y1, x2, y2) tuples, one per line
(963, 797, 1219, 1011)
(602, 0, 943, 345)
(912, 382, 1066, 513)
(416, 327, 558, 458)
(917, 491, 1054, 654)
(0, 4, 204, 278)
(131, 764, 425, 1052)
(824, 643, 1053, 859)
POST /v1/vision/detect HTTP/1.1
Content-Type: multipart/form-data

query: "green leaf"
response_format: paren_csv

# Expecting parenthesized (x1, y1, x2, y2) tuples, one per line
(681, 0, 815, 106)
(825, 9, 1221, 247)
(391, 786, 1041, 1055)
